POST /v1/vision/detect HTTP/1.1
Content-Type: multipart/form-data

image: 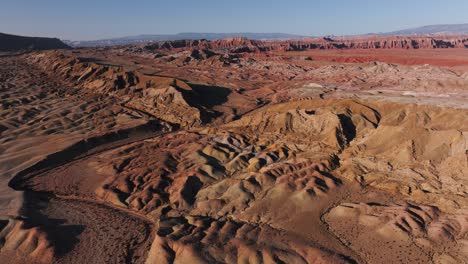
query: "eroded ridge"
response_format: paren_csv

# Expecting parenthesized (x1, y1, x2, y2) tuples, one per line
(148, 216, 353, 264)
(326, 202, 468, 263)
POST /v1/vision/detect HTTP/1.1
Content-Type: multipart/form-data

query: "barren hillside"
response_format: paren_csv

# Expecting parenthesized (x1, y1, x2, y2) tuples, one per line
(0, 36, 467, 263)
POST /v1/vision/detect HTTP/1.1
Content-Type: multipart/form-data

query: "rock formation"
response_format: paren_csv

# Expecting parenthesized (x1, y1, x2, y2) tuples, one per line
(0, 32, 69, 51)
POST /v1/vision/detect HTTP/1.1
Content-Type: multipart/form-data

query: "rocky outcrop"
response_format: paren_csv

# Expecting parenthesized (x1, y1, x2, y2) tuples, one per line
(25, 51, 202, 127)
(140, 37, 266, 53)
(0, 32, 70, 52)
(284, 36, 468, 50)
(136, 35, 468, 54)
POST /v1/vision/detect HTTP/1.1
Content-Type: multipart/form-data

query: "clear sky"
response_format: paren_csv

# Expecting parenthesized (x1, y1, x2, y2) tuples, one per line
(2, 0, 468, 41)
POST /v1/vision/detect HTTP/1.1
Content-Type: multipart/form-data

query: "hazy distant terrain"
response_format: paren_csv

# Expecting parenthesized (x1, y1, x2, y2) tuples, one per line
(64, 32, 308, 47)
(63, 24, 468, 47)
(382, 23, 468, 35)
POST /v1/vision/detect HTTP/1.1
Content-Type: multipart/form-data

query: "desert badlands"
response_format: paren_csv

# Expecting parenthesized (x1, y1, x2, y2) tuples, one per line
(0, 33, 467, 263)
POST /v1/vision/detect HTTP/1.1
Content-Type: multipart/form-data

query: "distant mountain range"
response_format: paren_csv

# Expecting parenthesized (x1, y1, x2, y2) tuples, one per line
(64, 33, 308, 47)
(380, 23, 468, 36)
(59, 23, 468, 47)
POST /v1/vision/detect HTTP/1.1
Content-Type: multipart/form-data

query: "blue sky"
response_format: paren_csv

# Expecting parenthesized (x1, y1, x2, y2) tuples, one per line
(2, 0, 468, 40)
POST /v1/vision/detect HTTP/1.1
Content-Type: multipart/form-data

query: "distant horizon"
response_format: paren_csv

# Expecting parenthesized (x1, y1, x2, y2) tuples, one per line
(2, 0, 468, 41)
(60, 23, 468, 41)
(66, 32, 310, 42)
(3, 22, 468, 42)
